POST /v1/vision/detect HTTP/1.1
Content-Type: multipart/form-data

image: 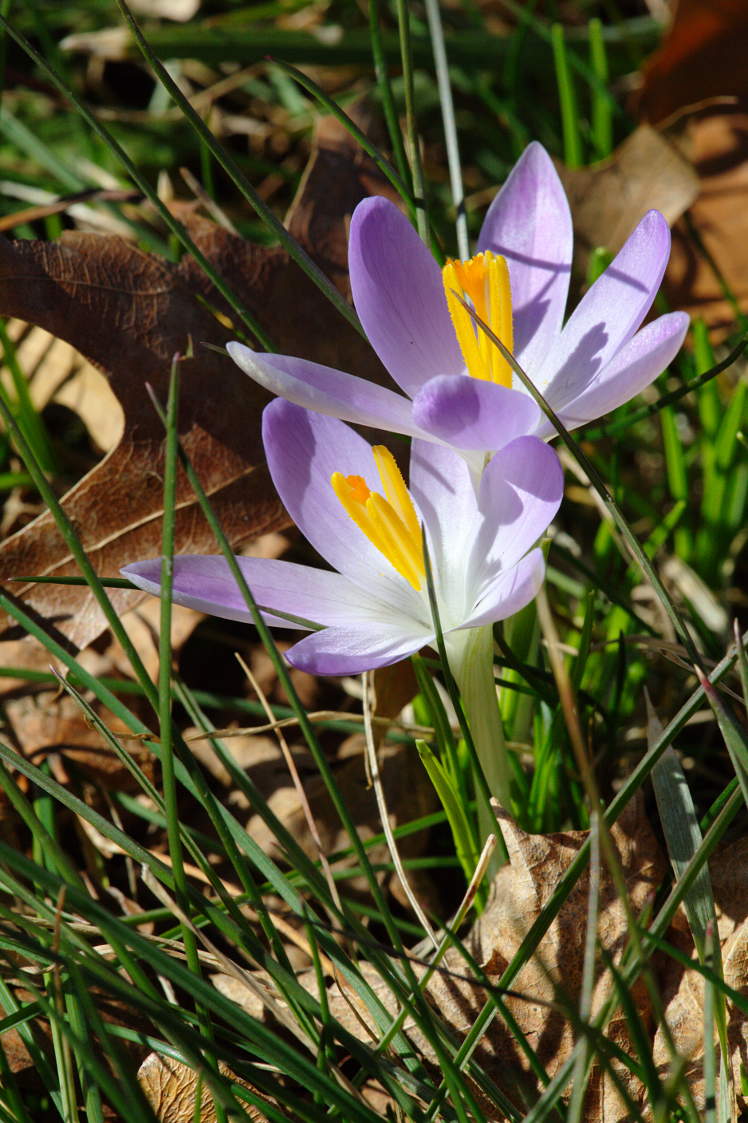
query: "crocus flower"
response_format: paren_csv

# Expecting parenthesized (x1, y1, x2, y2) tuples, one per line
(124, 399, 562, 804)
(227, 142, 689, 450)
(123, 399, 562, 677)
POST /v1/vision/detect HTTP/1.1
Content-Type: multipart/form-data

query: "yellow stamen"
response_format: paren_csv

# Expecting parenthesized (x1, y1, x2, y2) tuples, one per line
(442, 251, 514, 387)
(330, 446, 425, 590)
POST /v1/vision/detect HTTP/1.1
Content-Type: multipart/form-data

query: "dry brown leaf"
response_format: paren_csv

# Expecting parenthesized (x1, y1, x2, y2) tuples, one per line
(308, 797, 665, 1120)
(0, 108, 395, 675)
(4, 689, 155, 792)
(138, 1052, 272, 1123)
(637, 0, 748, 124)
(558, 125, 698, 269)
(664, 106, 748, 334)
(247, 737, 439, 908)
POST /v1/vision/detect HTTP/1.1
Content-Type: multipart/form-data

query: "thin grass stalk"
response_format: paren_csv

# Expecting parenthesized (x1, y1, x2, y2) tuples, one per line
(0, 852, 382, 1121)
(114, 0, 363, 339)
(50, 674, 284, 950)
(0, 978, 59, 1101)
(411, 651, 472, 811)
(528, 642, 692, 1115)
(381, 836, 557, 1114)
(234, 654, 343, 919)
(33, 640, 279, 957)
(0, 853, 316, 1109)
(0, 15, 274, 350)
(458, 294, 705, 669)
(152, 363, 216, 1076)
(394, 0, 429, 242)
(171, 679, 343, 915)
(368, 0, 410, 189)
(362, 671, 438, 947)
(697, 666, 748, 811)
(649, 712, 717, 958)
(47, 948, 79, 1123)
(701, 922, 719, 1123)
(0, 321, 57, 474)
(735, 618, 748, 710)
(649, 718, 733, 1109)
(423, 0, 468, 258)
(62, 980, 105, 1123)
(566, 813, 601, 1123)
(599, 949, 664, 1108)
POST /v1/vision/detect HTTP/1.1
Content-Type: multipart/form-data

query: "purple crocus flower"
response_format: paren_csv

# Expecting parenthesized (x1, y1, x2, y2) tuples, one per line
(227, 142, 689, 450)
(122, 399, 563, 678)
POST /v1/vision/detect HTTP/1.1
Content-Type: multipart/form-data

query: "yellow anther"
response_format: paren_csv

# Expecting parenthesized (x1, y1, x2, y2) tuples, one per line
(330, 447, 425, 589)
(442, 251, 514, 387)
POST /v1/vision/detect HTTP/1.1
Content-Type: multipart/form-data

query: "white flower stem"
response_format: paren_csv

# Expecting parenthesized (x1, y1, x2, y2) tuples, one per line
(445, 625, 510, 812)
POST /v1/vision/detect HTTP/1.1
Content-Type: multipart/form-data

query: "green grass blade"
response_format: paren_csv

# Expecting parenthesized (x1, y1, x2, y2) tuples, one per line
(368, 0, 410, 190)
(551, 23, 582, 168)
(394, 0, 429, 243)
(588, 18, 612, 158)
(423, 0, 468, 258)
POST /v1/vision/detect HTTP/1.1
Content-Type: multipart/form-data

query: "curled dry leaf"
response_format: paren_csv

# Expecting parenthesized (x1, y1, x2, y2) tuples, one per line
(3, 688, 155, 793)
(0, 108, 394, 675)
(138, 1052, 273, 1123)
(557, 125, 698, 271)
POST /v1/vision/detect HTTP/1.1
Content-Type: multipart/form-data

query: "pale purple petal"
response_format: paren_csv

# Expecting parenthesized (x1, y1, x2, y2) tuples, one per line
(544, 311, 690, 433)
(262, 400, 423, 615)
(285, 618, 433, 675)
(462, 548, 545, 628)
(348, 197, 463, 396)
(226, 343, 425, 438)
(411, 375, 541, 450)
(477, 142, 572, 372)
(539, 210, 671, 404)
(122, 555, 379, 628)
(473, 436, 563, 579)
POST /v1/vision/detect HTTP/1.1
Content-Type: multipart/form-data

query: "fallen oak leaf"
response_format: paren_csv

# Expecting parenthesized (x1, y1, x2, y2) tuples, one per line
(0, 109, 395, 674)
(0, 229, 281, 657)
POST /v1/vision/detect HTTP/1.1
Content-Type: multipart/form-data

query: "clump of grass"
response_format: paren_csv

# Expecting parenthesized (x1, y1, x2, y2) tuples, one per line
(0, 3, 746, 1121)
